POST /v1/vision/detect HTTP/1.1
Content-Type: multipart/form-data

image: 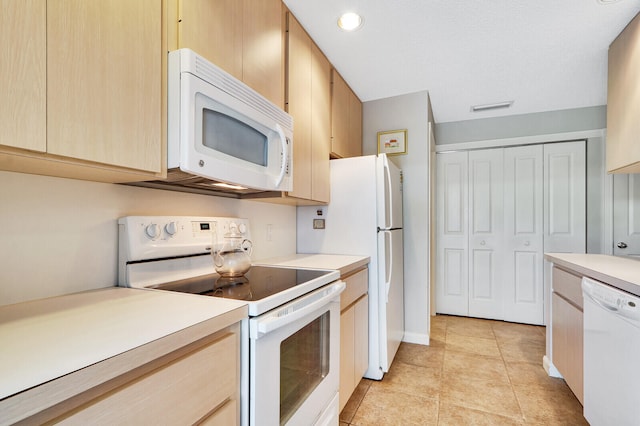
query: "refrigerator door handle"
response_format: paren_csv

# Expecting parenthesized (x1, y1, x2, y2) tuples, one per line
(383, 159, 393, 230)
(383, 230, 393, 302)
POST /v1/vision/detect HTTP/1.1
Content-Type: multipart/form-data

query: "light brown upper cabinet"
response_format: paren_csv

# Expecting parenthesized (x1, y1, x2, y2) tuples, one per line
(0, 0, 165, 183)
(0, 0, 46, 153)
(607, 12, 640, 173)
(285, 13, 331, 204)
(177, 0, 284, 108)
(331, 70, 362, 159)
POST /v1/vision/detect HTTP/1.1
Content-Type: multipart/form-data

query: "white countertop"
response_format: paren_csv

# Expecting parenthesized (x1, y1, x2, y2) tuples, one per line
(254, 254, 370, 277)
(0, 287, 247, 400)
(545, 253, 640, 297)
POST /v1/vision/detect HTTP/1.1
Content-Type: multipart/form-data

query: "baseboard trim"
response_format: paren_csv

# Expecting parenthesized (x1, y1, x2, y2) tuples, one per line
(543, 355, 563, 378)
(402, 332, 429, 345)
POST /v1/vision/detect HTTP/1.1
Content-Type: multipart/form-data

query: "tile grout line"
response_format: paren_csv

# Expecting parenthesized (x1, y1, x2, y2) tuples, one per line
(492, 322, 528, 424)
(434, 317, 448, 425)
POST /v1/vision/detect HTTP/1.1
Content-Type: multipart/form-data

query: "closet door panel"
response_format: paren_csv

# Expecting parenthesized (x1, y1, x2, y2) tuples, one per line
(544, 141, 586, 253)
(503, 145, 544, 325)
(436, 152, 469, 316)
(514, 251, 538, 303)
(468, 149, 504, 319)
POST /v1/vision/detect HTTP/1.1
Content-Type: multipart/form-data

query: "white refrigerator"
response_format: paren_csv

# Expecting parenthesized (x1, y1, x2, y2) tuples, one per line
(297, 153, 404, 380)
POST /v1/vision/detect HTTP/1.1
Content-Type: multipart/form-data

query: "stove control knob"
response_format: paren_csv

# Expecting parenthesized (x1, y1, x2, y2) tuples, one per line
(165, 221, 178, 237)
(145, 223, 161, 240)
(238, 223, 247, 234)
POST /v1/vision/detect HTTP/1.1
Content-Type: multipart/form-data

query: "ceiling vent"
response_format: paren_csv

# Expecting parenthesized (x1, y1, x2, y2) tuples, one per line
(470, 101, 514, 112)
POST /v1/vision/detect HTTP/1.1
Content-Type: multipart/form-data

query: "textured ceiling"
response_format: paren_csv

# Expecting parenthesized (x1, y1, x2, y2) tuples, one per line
(283, 0, 640, 123)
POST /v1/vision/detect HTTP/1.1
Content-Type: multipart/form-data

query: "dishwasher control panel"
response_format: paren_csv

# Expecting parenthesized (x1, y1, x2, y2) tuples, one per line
(582, 277, 638, 316)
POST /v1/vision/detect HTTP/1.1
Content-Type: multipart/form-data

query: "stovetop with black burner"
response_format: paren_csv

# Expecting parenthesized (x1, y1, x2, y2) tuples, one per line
(150, 265, 332, 302)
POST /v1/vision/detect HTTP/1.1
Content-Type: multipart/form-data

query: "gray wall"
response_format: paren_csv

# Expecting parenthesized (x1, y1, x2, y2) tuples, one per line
(363, 90, 432, 344)
(435, 105, 606, 145)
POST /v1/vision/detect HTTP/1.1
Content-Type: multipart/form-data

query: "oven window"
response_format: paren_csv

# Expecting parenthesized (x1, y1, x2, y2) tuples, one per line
(202, 108, 268, 166)
(280, 311, 330, 425)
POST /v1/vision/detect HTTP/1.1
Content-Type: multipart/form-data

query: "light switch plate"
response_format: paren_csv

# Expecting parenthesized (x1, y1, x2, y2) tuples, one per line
(313, 219, 325, 229)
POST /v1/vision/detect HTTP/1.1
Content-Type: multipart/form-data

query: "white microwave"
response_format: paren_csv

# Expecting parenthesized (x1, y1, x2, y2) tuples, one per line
(167, 48, 293, 192)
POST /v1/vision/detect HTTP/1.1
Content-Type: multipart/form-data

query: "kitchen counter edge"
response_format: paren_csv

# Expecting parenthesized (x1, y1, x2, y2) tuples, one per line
(545, 253, 640, 297)
(254, 253, 370, 277)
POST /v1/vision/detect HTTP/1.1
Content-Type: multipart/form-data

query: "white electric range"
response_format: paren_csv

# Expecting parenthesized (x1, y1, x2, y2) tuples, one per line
(118, 216, 344, 426)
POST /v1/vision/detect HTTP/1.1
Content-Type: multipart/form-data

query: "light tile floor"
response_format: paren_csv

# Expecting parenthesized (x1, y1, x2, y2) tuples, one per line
(339, 314, 587, 425)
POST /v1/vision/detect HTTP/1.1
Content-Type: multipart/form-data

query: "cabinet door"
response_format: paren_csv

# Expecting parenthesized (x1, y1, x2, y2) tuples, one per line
(178, 0, 283, 108)
(436, 151, 469, 316)
(47, 0, 162, 173)
(285, 13, 330, 203)
(503, 145, 544, 325)
(286, 14, 312, 200)
(0, 0, 46, 152)
(178, 0, 243, 80)
(607, 12, 640, 173)
(468, 149, 504, 320)
(339, 305, 355, 411)
(310, 43, 331, 202)
(331, 70, 350, 158)
(552, 292, 583, 404)
(348, 91, 363, 157)
(330, 70, 361, 159)
(243, 0, 284, 108)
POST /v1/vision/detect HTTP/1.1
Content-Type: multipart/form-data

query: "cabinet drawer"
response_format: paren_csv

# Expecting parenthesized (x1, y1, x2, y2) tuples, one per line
(340, 268, 368, 310)
(57, 332, 238, 425)
(199, 399, 237, 426)
(552, 292, 583, 404)
(552, 266, 583, 309)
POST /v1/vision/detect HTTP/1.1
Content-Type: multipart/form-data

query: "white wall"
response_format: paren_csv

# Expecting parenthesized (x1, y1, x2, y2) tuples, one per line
(0, 171, 296, 306)
(363, 90, 432, 345)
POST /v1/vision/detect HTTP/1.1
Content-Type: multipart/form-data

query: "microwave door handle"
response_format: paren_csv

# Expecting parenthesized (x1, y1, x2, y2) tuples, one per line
(274, 124, 288, 188)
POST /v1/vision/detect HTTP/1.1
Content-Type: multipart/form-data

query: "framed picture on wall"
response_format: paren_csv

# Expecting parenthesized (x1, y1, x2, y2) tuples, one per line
(377, 129, 408, 155)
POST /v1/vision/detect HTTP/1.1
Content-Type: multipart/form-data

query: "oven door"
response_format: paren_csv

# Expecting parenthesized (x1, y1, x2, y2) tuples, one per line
(249, 281, 345, 426)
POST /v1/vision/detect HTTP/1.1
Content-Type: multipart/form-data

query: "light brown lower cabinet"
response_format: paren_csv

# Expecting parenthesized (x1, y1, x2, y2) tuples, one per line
(551, 266, 584, 405)
(5, 322, 242, 425)
(55, 332, 238, 424)
(339, 268, 369, 411)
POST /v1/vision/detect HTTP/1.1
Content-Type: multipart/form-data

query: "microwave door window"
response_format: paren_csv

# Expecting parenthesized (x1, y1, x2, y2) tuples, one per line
(202, 108, 268, 166)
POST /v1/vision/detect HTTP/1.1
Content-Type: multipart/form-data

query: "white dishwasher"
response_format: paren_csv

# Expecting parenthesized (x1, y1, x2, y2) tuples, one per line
(582, 276, 640, 426)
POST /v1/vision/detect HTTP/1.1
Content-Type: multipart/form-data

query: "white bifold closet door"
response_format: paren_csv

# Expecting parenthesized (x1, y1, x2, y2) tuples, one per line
(436, 141, 585, 325)
(502, 144, 544, 324)
(435, 151, 469, 317)
(468, 149, 504, 320)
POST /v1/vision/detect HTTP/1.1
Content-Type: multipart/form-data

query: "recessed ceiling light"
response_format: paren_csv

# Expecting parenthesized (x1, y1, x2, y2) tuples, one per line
(470, 101, 514, 112)
(337, 12, 363, 31)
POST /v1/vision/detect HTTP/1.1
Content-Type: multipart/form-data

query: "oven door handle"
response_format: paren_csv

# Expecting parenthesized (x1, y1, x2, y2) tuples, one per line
(253, 281, 345, 338)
